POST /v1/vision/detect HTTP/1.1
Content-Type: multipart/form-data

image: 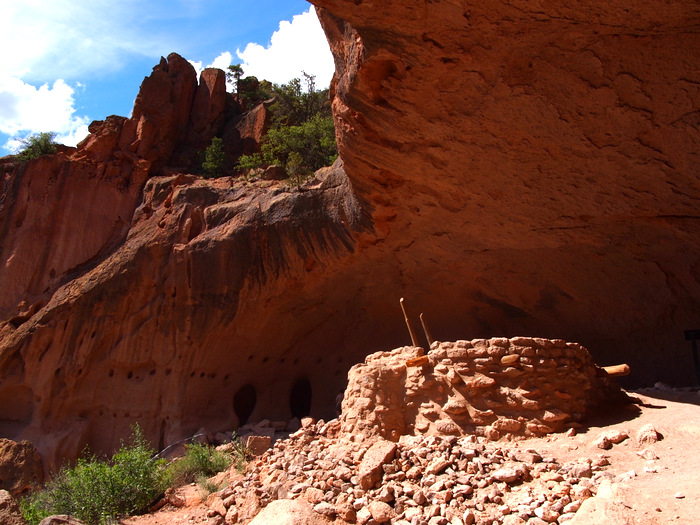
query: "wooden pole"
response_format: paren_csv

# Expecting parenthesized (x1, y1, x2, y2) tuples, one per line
(420, 313, 434, 347)
(400, 298, 420, 347)
(602, 364, 631, 377)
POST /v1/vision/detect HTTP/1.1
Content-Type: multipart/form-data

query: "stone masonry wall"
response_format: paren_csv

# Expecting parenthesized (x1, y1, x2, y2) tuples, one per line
(341, 338, 622, 442)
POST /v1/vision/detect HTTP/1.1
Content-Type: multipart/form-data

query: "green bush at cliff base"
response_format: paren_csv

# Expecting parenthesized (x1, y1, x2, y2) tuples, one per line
(166, 442, 233, 487)
(20, 425, 169, 525)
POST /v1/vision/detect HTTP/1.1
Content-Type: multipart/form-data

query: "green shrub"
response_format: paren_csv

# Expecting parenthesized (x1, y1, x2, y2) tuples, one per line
(201, 137, 226, 178)
(263, 114, 337, 174)
(232, 72, 337, 179)
(235, 115, 337, 179)
(269, 72, 331, 127)
(20, 426, 168, 525)
(229, 432, 251, 473)
(167, 442, 232, 487)
(16, 132, 58, 161)
(236, 152, 264, 176)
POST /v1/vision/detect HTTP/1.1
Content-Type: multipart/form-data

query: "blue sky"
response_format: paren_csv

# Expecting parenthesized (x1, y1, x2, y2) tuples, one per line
(0, 0, 334, 153)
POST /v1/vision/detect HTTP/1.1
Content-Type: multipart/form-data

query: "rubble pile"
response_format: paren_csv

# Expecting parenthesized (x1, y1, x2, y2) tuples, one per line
(203, 419, 613, 525)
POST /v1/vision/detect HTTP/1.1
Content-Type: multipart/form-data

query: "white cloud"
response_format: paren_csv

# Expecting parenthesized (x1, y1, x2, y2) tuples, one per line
(209, 52, 234, 72)
(188, 60, 204, 79)
(188, 8, 333, 90)
(0, 77, 90, 151)
(0, 0, 173, 83)
(236, 7, 334, 88)
(189, 52, 236, 90)
(0, 3, 335, 153)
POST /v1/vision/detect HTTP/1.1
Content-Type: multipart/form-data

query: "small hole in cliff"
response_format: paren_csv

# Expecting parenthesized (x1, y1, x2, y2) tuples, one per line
(127, 371, 133, 379)
(209, 373, 216, 379)
(200, 372, 205, 378)
(248, 354, 254, 361)
(91, 331, 96, 339)
(109, 370, 114, 377)
(234, 384, 257, 426)
(166, 369, 172, 376)
(262, 357, 269, 363)
(77, 368, 83, 375)
(290, 377, 312, 419)
(280, 358, 286, 364)
(149, 370, 156, 376)
(55, 368, 61, 376)
(190, 371, 195, 378)
(304, 258, 316, 272)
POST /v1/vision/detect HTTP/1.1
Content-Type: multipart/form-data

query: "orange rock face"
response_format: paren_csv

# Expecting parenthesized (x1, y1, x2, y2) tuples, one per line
(0, 54, 369, 468)
(312, 0, 700, 376)
(1, 2, 699, 471)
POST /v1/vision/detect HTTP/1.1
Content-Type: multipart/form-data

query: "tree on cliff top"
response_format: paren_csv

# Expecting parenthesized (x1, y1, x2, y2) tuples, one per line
(236, 72, 337, 180)
(16, 131, 58, 161)
(227, 64, 275, 109)
(227, 64, 244, 95)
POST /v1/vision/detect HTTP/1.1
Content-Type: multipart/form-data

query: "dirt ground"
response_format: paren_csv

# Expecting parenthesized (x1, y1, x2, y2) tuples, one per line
(121, 387, 700, 525)
(526, 387, 700, 524)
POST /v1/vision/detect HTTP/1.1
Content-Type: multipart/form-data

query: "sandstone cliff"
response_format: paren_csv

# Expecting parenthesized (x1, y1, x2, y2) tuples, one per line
(1, 0, 699, 469)
(0, 53, 369, 467)
(311, 0, 700, 377)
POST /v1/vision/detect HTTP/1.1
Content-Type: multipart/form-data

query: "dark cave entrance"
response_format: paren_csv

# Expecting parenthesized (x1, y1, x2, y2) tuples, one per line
(290, 377, 312, 418)
(233, 384, 256, 426)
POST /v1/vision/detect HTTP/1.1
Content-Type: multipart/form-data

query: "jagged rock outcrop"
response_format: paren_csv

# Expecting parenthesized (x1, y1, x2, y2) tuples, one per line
(0, 439, 42, 496)
(0, 54, 227, 323)
(0, 490, 25, 525)
(1, 1, 699, 471)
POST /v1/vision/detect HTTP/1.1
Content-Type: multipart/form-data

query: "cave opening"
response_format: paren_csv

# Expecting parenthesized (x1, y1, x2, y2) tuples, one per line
(290, 377, 312, 418)
(233, 384, 256, 426)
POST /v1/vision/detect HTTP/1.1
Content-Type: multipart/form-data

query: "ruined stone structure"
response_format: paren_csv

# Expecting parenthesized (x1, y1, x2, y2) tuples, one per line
(341, 338, 623, 442)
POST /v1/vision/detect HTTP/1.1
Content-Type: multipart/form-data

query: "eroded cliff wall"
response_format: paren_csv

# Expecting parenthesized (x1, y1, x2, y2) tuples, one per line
(0, 54, 370, 466)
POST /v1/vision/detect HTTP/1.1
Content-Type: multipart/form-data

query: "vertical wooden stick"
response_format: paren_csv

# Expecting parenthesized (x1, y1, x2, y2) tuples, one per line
(400, 298, 420, 347)
(420, 313, 434, 346)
